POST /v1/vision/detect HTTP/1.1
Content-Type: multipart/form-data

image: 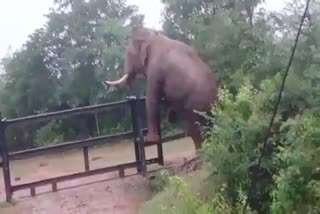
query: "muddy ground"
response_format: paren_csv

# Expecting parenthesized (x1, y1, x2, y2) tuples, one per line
(0, 138, 194, 214)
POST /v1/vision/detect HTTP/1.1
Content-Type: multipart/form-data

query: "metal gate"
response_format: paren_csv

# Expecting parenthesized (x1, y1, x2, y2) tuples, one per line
(0, 96, 184, 202)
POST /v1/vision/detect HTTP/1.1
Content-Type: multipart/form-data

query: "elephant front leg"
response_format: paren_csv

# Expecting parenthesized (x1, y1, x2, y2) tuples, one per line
(144, 79, 162, 143)
(145, 105, 161, 143)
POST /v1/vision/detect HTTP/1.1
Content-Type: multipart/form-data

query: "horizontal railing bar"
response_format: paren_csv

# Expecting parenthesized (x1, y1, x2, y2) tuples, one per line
(4, 99, 132, 128)
(11, 158, 159, 192)
(9, 129, 148, 160)
(3, 96, 169, 129)
(144, 132, 186, 147)
(9, 129, 184, 160)
(162, 132, 186, 143)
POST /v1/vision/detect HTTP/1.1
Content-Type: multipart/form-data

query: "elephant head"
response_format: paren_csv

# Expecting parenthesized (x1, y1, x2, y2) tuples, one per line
(104, 27, 160, 87)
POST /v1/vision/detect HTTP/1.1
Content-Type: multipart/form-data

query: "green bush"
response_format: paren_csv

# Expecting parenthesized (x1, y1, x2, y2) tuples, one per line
(152, 80, 319, 213)
(142, 170, 217, 214)
(34, 121, 64, 147)
(200, 81, 320, 213)
(202, 81, 273, 212)
(271, 111, 320, 213)
(144, 172, 252, 214)
(149, 170, 171, 193)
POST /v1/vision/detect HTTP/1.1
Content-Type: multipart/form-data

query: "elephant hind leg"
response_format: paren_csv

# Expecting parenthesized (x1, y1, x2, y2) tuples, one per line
(186, 117, 203, 151)
(185, 111, 211, 151)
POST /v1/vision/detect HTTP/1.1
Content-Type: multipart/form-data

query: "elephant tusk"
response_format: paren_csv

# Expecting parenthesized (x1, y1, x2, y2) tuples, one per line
(104, 74, 128, 87)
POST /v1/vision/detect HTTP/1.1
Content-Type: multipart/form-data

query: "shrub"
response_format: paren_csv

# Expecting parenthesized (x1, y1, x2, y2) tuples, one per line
(149, 170, 171, 193)
(271, 111, 320, 213)
(34, 121, 64, 147)
(201, 80, 320, 213)
(143, 77, 320, 213)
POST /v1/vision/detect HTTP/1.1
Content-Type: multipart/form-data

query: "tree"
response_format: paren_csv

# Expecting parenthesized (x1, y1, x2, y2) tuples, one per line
(0, 0, 144, 150)
(161, 0, 277, 92)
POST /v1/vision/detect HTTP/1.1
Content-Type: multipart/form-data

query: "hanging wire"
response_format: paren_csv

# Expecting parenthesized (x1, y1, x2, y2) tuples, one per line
(243, 0, 311, 212)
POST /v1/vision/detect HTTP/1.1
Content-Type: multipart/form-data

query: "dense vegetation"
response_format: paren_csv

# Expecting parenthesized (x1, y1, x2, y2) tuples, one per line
(1, 0, 319, 212)
(144, 0, 320, 213)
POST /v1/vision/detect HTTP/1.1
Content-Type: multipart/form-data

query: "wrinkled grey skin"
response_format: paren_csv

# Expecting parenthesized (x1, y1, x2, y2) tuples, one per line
(104, 27, 218, 150)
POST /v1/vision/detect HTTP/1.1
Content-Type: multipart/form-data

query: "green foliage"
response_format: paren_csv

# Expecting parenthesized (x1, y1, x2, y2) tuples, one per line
(34, 121, 65, 147)
(161, 0, 277, 92)
(149, 80, 319, 213)
(144, 171, 252, 214)
(161, 176, 208, 214)
(0, 0, 144, 150)
(202, 82, 274, 213)
(142, 170, 214, 214)
(149, 170, 171, 193)
(1, 29, 57, 118)
(140, 0, 320, 213)
(271, 111, 320, 213)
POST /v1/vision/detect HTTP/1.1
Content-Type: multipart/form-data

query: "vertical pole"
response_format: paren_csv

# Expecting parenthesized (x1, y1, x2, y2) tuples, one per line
(128, 96, 146, 175)
(128, 96, 141, 173)
(157, 112, 164, 166)
(128, 80, 146, 174)
(83, 146, 90, 171)
(94, 113, 100, 136)
(0, 112, 12, 202)
(136, 97, 147, 174)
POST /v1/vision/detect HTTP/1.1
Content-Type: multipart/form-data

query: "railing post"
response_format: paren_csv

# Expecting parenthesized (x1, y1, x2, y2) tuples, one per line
(136, 97, 147, 174)
(128, 96, 141, 173)
(0, 112, 12, 202)
(128, 96, 146, 175)
(83, 146, 90, 171)
(157, 116, 164, 166)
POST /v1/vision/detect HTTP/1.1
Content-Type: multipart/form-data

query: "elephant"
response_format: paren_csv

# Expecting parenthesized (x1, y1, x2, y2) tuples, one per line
(104, 27, 219, 151)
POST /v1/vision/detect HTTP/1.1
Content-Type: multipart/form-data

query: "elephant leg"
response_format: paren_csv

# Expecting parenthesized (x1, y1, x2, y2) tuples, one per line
(187, 119, 203, 151)
(186, 111, 207, 151)
(144, 77, 162, 143)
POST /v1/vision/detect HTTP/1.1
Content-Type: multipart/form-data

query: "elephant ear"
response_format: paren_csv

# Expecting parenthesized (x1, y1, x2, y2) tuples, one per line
(131, 28, 155, 67)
